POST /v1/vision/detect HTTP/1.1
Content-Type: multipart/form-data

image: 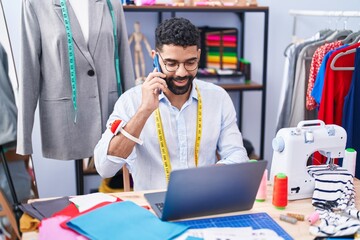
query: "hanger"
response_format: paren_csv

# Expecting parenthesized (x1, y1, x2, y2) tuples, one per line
(342, 31, 360, 44)
(326, 29, 353, 42)
(348, 32, 360, 45)
(330, 47, 357, 71)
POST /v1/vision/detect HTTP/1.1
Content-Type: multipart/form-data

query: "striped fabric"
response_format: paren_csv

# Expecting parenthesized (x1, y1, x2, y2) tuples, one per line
(307, 165, 360, 237)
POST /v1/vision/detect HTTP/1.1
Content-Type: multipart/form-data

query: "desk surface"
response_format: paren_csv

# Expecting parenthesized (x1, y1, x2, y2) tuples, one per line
(22, 179, 360, 240)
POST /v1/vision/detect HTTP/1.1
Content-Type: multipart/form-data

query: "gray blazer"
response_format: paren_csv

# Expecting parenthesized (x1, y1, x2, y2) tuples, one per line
(0, 43, 17, 146)
(17, 0, 135, 160)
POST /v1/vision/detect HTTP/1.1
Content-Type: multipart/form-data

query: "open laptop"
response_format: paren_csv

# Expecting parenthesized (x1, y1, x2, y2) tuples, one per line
(144, 160, 267, 221)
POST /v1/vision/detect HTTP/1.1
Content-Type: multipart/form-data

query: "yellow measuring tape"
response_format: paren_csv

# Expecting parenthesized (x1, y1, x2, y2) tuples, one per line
(155, 84, 202, 182)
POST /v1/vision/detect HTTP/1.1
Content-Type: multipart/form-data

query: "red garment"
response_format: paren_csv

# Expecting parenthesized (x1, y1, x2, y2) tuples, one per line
(314, 43, 359, 164)
(318, 43, 359, 125)
(306, 41, 343, 110)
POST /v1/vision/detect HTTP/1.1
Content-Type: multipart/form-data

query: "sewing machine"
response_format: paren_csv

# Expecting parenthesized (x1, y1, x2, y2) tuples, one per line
(270, 120, 347, 200)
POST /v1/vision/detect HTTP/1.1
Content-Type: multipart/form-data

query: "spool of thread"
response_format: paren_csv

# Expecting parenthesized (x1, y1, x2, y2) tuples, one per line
(280, 214, 297, 224)
(307, 211, 320, 225)
(286, 213, 305, 221)
(272, 173, 288, 209)
(342, 148, 357, 177)
(256, 169, 268, 202)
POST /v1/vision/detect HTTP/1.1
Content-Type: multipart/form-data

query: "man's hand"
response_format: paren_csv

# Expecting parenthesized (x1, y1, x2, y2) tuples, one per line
(139, 68, 167, 114)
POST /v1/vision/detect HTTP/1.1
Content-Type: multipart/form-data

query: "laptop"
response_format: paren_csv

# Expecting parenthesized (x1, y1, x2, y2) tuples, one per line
(144, 160, 267, 221)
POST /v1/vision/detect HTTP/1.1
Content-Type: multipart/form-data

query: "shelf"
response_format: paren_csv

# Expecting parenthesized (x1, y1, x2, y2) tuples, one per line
(123, 5, 269, 13)
(217, 81, 263, 91)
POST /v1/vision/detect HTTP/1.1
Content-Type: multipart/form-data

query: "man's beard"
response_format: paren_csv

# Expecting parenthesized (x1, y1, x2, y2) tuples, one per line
(166, 74, 196, 95)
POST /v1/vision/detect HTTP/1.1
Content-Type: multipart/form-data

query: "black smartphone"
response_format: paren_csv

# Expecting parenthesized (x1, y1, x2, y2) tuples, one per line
(153, 55, 162, 94)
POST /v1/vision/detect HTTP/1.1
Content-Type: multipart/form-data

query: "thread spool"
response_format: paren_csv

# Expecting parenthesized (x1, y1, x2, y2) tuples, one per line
(280, 214, 297, 224)
(286, 213, 305, 221)
(272, 173, 288, 209)
(256, 169, 268, 202)
(307, 211, 319, 225)
(342, 148, 357, 177)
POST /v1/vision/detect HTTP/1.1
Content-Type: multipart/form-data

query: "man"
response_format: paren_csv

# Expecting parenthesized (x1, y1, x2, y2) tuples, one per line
(94, 17, 249, 191)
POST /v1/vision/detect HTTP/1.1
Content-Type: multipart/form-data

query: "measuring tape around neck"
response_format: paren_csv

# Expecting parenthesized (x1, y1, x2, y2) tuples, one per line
(155, 84, 203, 182)
(60, 0, 122, 122)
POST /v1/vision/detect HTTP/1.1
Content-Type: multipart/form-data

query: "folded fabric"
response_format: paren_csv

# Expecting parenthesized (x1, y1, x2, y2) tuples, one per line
(39, 216, 87, 240)
(67, 201, 189, 240)
(69, 192, 117, 213)
(307, 165, 360, 237)
(19, 213, 40, 232)
(20, 197, 71, 220)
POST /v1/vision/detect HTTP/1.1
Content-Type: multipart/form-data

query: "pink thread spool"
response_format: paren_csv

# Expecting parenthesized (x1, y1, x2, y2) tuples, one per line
(256, 169, 268, 202)
(307, 212, 319, 225)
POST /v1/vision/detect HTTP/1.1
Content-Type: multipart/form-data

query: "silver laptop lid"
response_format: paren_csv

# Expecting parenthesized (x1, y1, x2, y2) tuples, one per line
(161, 161, 267, 221)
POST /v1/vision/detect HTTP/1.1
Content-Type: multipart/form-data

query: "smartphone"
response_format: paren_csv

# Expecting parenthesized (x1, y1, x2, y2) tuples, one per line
(153, 55, 162, 94)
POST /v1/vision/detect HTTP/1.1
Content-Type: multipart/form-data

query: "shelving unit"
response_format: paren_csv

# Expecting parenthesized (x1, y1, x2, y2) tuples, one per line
(124, 5, 269, 159)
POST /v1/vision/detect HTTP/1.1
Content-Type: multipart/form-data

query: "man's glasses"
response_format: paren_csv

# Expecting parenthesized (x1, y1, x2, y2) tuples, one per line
(157, 52, 198, 72)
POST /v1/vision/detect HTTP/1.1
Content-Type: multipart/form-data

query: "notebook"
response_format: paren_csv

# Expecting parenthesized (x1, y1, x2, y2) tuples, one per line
(144, 160, 267, 221)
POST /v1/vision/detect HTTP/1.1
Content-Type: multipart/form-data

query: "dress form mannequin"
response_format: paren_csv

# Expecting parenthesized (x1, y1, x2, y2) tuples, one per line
(69, 0, 89, 44)
(17, 0, 135, 197)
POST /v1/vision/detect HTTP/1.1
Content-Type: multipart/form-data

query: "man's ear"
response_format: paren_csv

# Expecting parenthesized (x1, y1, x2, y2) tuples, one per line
(197, 49, 201, 60)
(151, 50, 157, 59)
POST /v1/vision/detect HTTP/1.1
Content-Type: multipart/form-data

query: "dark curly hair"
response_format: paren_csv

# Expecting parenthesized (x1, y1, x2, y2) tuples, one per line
(155, 17, 200, 51)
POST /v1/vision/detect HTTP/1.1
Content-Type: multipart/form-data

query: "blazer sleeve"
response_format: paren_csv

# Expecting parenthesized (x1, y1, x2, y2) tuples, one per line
(17, 0, 42, 155)
(115, 0, 135, 91)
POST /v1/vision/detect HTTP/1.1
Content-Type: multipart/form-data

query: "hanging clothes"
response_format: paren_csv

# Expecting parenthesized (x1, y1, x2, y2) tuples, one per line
(306, 41, 344, 110)
(276, 32, 328, 131)
(342, 47, 360, 178)
(17, 0, 135, 160)
(288, 32, 334, 127)
(317, 42, 360, 126)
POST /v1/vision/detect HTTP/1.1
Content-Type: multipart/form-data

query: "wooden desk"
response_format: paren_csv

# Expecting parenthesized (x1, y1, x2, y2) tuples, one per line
(22, 179, 360, 240)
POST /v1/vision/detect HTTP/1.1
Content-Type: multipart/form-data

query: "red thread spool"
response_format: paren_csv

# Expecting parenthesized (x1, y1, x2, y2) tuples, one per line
(272, 173, 288, 209)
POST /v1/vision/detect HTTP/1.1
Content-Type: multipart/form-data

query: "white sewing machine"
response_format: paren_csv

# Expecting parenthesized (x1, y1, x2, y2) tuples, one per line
(270, 120, 347, 200)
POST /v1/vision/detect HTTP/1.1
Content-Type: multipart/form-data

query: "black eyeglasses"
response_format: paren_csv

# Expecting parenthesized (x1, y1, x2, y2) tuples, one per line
(157, 52, 198, 72)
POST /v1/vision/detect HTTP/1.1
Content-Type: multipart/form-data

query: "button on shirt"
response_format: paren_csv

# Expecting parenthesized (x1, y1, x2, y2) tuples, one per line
(94, 79, 249, 191)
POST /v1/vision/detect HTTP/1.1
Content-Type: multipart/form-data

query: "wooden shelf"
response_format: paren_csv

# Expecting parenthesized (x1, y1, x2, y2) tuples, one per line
(123, 5, 269, 12)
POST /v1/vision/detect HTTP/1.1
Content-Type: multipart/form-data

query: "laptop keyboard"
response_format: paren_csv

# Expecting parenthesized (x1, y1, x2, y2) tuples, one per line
(155, 202, 164, 213)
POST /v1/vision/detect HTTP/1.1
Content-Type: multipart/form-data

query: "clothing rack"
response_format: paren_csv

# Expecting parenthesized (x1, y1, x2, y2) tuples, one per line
(289, 10, 360, 40)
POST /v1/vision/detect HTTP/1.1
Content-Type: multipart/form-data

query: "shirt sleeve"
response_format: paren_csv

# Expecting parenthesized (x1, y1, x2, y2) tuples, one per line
(216, 90, 249, 164)
(94, 92, 137, 178)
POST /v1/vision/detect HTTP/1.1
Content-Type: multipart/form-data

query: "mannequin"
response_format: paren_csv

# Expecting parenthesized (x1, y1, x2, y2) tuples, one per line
(128, 21, 152, 85)
(17, 0, 135, 161)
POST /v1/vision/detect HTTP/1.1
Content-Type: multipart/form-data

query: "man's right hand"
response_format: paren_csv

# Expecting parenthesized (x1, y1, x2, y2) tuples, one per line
(139, 68, 167, 114)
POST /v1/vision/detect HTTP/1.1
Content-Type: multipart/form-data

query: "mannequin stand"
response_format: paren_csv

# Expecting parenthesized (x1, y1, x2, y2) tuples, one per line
(75, 159, 84, 195)
(0, 145, 22, 237)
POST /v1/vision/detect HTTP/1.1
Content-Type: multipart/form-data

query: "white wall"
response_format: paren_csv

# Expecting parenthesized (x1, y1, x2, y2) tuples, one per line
(2, 0, 360, 197)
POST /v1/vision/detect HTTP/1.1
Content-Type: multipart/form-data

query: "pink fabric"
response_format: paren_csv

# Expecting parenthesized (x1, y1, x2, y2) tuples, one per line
(39, 216, 87, 240)
(207, 35, 237, 42)
(306, 41, 343, 110)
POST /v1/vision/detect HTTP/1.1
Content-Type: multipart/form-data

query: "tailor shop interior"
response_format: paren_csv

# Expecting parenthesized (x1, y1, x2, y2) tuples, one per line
(1, 0, 360, 239)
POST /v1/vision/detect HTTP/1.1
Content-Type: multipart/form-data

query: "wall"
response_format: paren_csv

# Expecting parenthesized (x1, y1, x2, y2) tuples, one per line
(2, 0, 359, 197)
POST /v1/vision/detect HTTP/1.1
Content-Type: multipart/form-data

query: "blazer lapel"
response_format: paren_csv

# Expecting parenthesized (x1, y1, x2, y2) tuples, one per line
(88, 0, 104, 56)
(53, 0, 95, 69)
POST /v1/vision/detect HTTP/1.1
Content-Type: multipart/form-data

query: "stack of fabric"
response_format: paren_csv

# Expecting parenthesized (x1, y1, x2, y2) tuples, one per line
(206, 30, 238, 70)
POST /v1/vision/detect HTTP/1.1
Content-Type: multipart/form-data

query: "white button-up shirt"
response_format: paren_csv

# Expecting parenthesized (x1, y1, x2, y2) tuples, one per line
(94, 79, 249, 191)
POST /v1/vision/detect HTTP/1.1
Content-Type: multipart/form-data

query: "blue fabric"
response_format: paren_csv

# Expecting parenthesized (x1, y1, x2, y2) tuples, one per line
(311, 45, 348, 106)
(66, 201, 188, 240)
(342, 48, 360, 178)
